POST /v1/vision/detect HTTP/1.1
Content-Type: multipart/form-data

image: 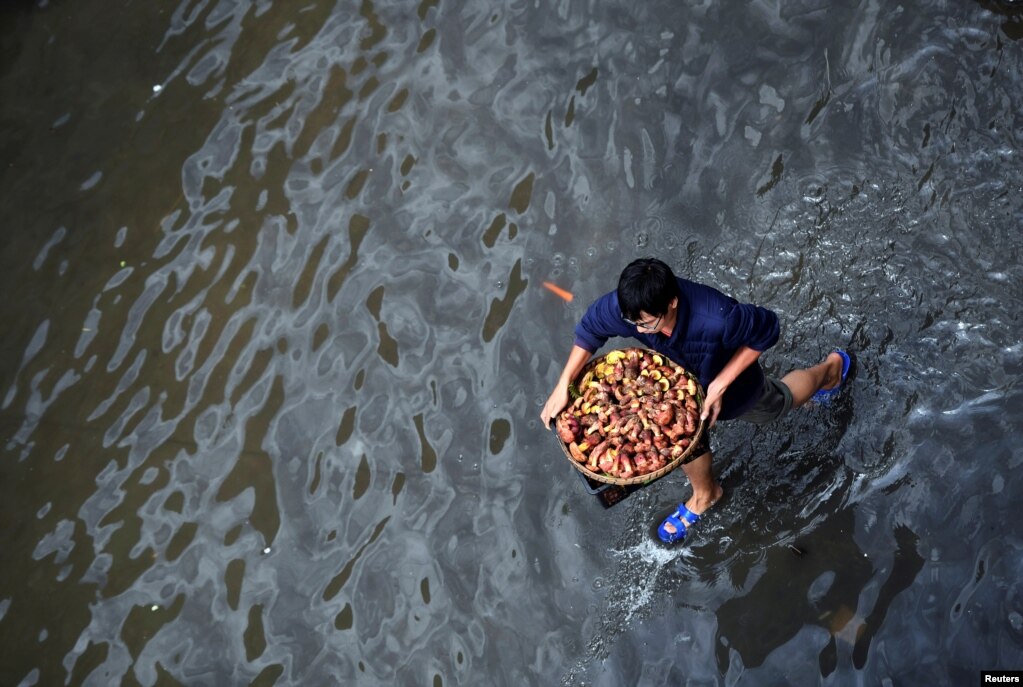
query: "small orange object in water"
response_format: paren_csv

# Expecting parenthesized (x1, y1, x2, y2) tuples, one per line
(542, 281, 574, 302)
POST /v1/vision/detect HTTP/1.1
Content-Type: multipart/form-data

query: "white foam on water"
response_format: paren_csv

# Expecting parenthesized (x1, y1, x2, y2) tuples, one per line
(599, 539, 694, 629)
(627, 538, 687, 567)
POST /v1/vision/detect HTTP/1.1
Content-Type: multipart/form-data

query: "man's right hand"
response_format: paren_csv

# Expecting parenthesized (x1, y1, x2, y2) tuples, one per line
(540, 385, 570, 429)
(540, 345, 593, 430)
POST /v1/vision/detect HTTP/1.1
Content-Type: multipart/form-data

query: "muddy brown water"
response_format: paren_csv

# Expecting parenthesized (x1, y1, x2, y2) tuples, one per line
(2, 0, 1022, 685)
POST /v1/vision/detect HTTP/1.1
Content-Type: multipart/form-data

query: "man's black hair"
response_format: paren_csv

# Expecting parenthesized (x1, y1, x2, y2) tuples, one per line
(616, 258, 680, 321)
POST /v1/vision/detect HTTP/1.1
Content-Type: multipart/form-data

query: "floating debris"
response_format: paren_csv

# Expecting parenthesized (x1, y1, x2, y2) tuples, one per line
(542, 281, 573, 302)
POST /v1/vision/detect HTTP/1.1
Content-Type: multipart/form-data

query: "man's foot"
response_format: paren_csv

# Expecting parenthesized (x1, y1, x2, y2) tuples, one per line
(812, 350, 852, 402)
(661, 484, 723, 537)
(818, 351, 847, 391)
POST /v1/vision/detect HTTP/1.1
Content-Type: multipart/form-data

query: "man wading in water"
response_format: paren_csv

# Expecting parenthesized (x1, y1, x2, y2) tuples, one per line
(540, 258, 851, 545)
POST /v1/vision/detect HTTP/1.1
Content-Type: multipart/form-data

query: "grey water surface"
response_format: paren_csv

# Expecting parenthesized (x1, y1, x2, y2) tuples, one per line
(2, 0, 1022, 685)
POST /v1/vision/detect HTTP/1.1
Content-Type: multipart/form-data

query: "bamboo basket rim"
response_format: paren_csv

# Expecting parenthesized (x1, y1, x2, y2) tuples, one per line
(555, 347, 706, 486)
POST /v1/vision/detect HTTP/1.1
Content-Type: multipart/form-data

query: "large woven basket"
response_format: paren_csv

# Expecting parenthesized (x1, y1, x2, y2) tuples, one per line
(555, 348, 705, 486)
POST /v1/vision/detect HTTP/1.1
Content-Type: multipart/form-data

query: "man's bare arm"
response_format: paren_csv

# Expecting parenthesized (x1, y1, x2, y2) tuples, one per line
(702, 345, 762, 426)
(540, 345, 592, 427)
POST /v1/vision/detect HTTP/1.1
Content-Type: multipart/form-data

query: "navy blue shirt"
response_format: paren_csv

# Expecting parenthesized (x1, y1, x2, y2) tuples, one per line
(573, 277, 780, 421)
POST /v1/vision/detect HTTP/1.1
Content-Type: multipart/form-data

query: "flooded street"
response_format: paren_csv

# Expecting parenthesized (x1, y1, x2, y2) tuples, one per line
(2, 0, 1022, 684)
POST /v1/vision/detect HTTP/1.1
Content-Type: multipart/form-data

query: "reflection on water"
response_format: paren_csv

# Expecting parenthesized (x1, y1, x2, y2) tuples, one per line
(1, 0, 1022, 684)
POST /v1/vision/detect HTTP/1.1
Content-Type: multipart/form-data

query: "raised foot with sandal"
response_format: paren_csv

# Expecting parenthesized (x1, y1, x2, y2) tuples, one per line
(812, 349, 852, 403)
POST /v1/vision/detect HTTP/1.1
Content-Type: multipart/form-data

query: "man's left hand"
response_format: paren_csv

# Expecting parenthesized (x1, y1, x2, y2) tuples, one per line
(701, 379, 727, 427)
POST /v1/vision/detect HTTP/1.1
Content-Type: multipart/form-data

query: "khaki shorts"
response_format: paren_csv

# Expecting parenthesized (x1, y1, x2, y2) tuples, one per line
(738, 377, 794, 425)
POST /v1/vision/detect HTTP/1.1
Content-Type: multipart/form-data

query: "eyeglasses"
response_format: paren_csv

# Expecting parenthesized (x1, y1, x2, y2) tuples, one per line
(622, 312, 663, 331)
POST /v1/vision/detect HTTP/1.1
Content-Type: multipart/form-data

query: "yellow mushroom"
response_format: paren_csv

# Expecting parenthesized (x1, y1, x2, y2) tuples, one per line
(605, 351, 626, 363)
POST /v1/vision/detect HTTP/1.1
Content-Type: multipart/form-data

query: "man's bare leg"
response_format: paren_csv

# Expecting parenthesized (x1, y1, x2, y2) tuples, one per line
(660, 352, 844, 535)
(781, 351, 846, 408)
(662, 450, 723, 535)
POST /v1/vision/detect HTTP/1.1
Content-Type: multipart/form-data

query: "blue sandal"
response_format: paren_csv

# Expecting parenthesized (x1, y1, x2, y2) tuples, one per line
(657, 504, 701, 544)
(811, 349, 851, 403)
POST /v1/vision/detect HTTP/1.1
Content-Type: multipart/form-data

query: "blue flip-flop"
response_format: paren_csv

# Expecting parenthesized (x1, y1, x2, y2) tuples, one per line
(812, 349, 852, 403)
(657, 504, 701, 544)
